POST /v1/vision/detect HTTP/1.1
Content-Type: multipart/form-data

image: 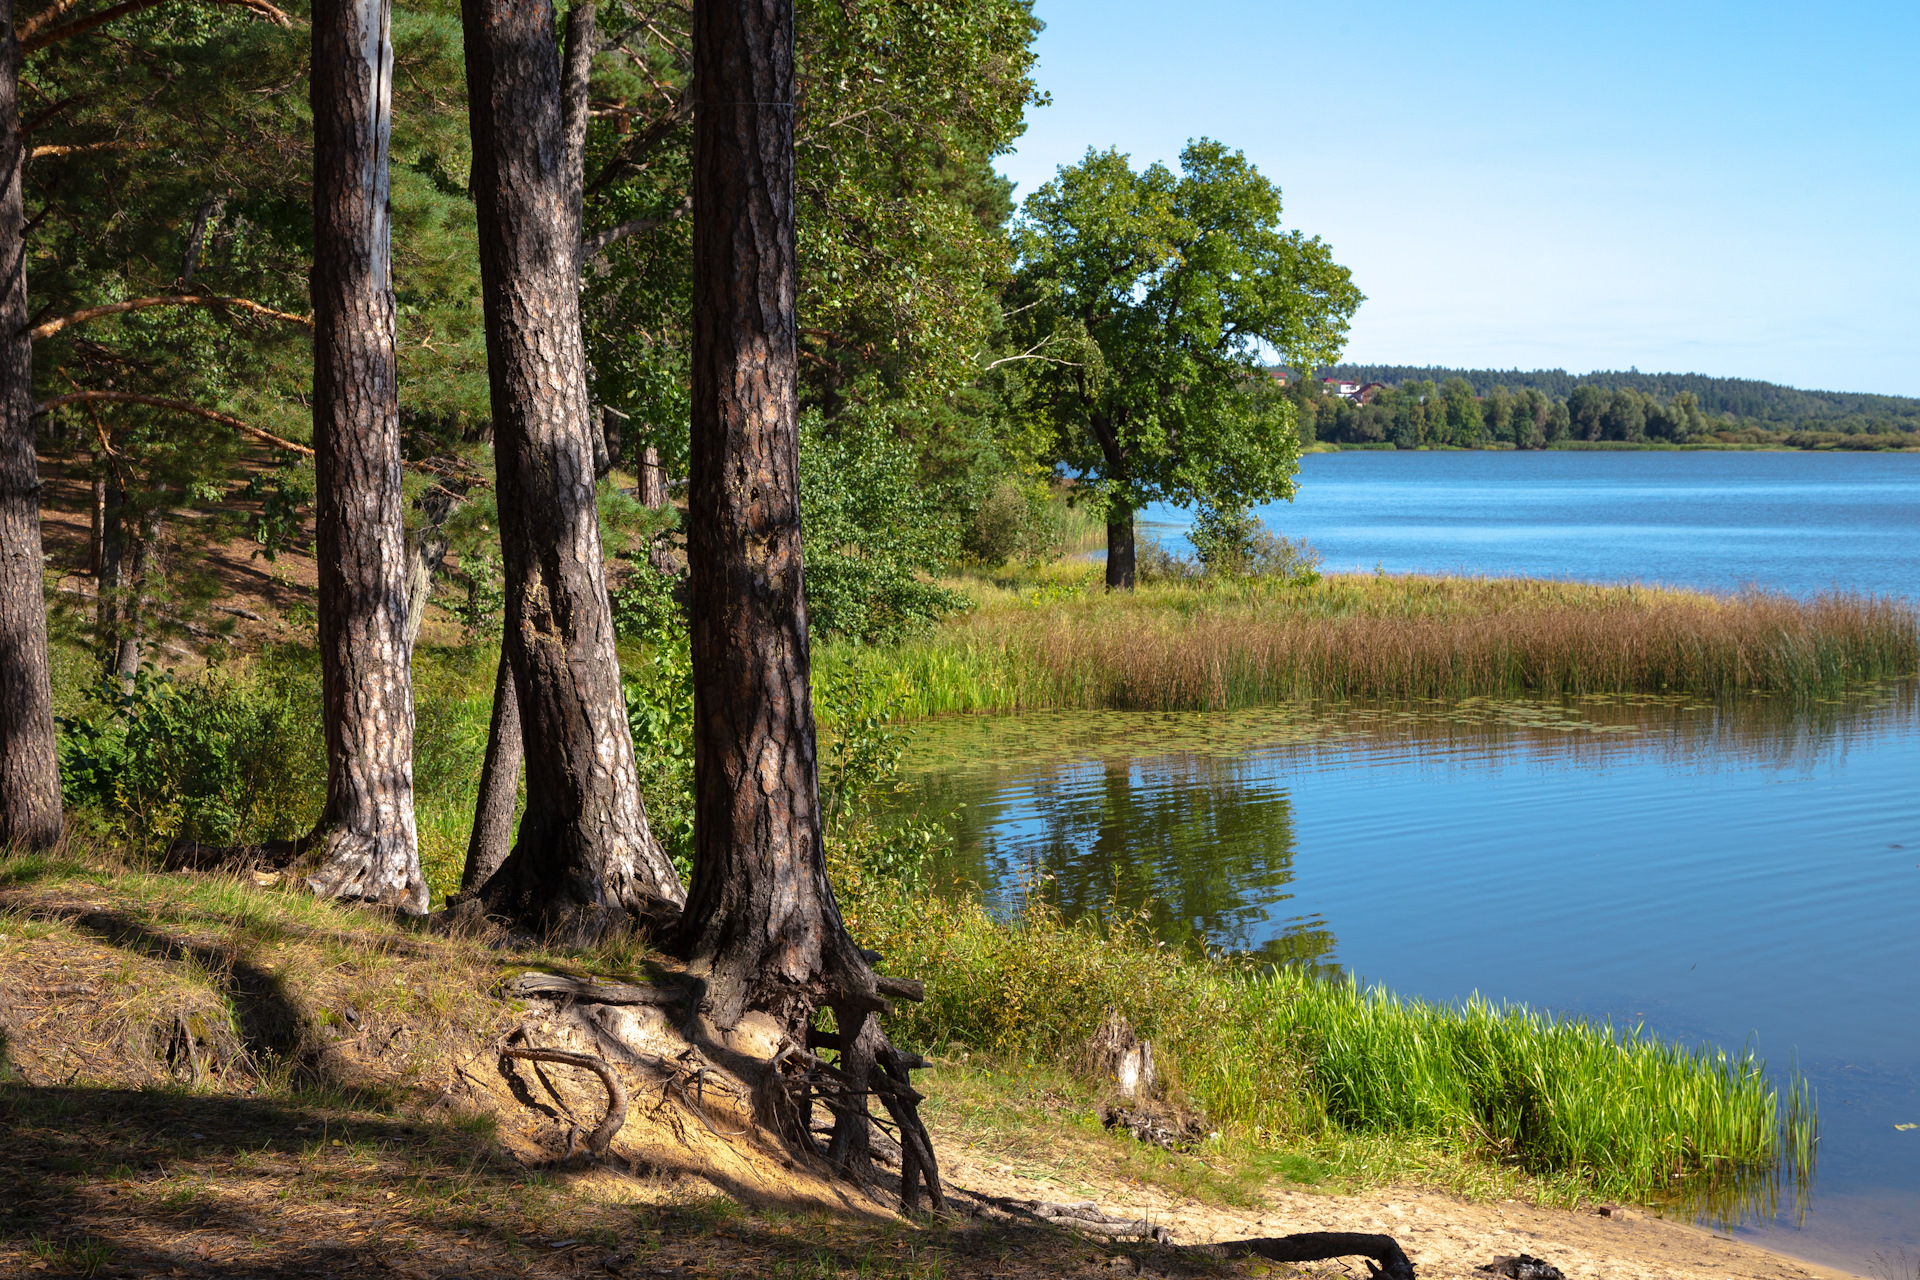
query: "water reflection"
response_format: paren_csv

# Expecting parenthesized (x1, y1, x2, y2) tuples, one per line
(895, 683, 1917, 970)
(917, 751, 1337, 971)
(890, 682, 1920, 1270)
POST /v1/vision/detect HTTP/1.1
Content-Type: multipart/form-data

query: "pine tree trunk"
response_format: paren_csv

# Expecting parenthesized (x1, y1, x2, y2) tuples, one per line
(1105, 503, 1136, 590)
(460, 0, 682, 941)
(460, 647, 521, 892)
(638, 444, 666, 509)
(306, 0, 426, 913)
(96, 482, 131, 676)
(675, 0, 876, 1031)
(0, 3, 62, 849)
(88, 468, 104, 575)
(113, 506, 162, 680)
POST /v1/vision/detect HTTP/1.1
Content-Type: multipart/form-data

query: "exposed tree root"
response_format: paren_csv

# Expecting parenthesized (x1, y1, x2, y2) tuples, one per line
(500, 1033, 628, 1159)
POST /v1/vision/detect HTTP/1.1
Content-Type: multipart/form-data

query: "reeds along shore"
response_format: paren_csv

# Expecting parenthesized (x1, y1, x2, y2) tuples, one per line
(822, 574, 1920, 716)
(852, 890, 1816, 1212)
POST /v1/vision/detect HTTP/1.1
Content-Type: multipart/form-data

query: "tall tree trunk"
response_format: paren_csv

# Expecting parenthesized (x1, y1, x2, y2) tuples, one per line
(460, 0, 682, 941)
(113, 504, 162, 680)
(676, 0, 877, 1033)
(306, 0, 426, 913)
(460, 647, 521, 891)
(0, 2, 62, 849)
(88, 466, 104, 575)
(96, 481, 131, 675)
(1105, 502, 1136, 590)
(638, 444, 666, 509)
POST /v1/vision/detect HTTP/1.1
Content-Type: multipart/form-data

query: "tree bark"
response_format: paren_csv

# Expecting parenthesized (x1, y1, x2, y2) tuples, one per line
(675, 0, 876, 1032)
(306, 0, 426, 913)
(1105, 503, 1135, 590)
(638, 444, 666, 509)
(459, 646, 521, 892)
(0, 0, 62, 849)
(460, 0, 683, 941)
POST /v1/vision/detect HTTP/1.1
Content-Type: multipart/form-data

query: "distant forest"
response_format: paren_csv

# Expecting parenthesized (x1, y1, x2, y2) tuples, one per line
(1323, 366, 1920, 437)
(1273, 365, 1920, 449)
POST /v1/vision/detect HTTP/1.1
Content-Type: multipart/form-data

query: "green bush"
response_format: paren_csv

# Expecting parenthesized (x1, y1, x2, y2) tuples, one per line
(1188, 504, 1322, 583)
(57, 663, 324, 852)
(798, 412, 970, 644)
(965, 477, 1068, 567)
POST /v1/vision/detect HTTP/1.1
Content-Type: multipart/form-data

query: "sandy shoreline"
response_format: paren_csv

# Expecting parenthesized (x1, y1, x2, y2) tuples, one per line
(937, 1139, 1870, 1280)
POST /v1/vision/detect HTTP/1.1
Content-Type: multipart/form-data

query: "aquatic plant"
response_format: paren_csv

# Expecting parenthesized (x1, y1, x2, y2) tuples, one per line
(852, 888, 1816, 1212)
(820, 573, 1919, 716)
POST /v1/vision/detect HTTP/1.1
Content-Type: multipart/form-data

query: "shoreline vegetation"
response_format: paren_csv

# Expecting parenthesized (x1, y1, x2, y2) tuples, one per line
(820, 570, 1920, 719)
(40, 566, 1893, 1228)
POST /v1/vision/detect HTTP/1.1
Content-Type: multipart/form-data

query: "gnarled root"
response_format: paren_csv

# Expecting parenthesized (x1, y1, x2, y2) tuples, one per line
(500, 1033, 629, 1160)
(778, 999, 945, 1215)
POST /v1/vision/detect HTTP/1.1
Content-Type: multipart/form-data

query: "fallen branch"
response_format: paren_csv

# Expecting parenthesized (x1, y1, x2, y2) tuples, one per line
(1027, 1200, 1171, 1244)
(1200, 1233, 1417, 1280)
(508, 972, 685, 1006)
(500, 1043, 628, 1157)
(29, 294, 312, 340)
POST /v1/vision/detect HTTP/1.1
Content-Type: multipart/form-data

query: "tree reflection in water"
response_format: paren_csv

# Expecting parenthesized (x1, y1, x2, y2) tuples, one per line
(909, 751, 1338, 974)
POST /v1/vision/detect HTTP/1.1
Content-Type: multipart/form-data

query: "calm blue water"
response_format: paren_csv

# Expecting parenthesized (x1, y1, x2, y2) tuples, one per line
(909, 453, 1920, 1270)
(900, 697, 1920, 1271)
(1140, 450, 1920, 600)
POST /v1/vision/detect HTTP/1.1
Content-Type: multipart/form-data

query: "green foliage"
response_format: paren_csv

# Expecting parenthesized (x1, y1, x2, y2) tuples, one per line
(1187, 505, 1324, 583)
(798, 413, 971, 644)
(962, 475, 1067, 567)
(56, 664, 324, 851)
(239, 458, 314, 561)
(1009, 140, 1363, 526)
(847, 889, 1811, 1208)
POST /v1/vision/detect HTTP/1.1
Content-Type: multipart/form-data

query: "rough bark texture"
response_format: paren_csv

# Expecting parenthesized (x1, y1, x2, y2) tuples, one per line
(460, 0, 683, 941)
(0, 2, 61, 849)
(460, 647, 521, 892)
(638, 444, 667, 509)
(1105, 505, 1135, 590)
(675, 0, 876, 1032)
(307, 0, 426, 912)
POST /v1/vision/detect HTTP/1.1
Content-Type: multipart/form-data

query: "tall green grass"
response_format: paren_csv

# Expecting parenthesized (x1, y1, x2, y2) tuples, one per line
(821, 572, 1919, 716)
(847, 887, 1816, 1210)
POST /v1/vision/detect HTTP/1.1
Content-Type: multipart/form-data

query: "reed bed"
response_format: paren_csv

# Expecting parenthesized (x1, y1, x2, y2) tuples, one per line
(821, 573, 1918, 716)
(854, 888, 1815, 1208)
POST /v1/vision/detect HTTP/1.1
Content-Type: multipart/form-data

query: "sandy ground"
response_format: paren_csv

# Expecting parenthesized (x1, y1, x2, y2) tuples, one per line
(934, 1140, 1869, 1280)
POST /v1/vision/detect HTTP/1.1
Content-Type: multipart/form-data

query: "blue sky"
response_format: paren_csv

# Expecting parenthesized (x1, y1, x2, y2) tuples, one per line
(996, 1, 1920, 397)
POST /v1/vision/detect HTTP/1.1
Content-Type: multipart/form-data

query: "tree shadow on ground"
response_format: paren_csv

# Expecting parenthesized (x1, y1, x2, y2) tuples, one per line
(0, 1080, 1236, 1279)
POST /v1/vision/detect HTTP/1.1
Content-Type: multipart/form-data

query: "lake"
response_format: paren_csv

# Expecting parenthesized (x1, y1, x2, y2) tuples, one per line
(1141, 449, 1920, 600)
(904, 453, 1920, 1271)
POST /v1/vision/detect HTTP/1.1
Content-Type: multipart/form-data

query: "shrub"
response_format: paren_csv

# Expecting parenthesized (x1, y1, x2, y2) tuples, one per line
(965, 477, 1068, 567)
(58, 663, 324, 851)
(1189, 504, 1322, 583)
(798, 412, 971, 644)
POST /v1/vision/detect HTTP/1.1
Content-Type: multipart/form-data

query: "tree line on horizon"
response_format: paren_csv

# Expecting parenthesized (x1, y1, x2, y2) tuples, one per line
(1307, 364, 1920, 441)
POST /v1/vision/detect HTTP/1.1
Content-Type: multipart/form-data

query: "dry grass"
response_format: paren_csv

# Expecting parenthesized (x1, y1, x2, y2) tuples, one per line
(0, 844, 1250, 1280)
(822, 572, 1919, 717)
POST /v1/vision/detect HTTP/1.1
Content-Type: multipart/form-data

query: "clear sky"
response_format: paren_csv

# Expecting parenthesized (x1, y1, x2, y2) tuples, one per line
(996, 0, 1920, 397)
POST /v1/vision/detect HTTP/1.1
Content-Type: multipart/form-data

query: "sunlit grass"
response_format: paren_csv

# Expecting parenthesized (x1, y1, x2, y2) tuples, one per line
(851, 887, 1816, 1218)
(820, 571, 1919, 717)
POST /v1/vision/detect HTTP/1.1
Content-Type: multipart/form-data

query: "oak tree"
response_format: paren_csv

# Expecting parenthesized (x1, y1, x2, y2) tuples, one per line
(1010, 141, 1362, 587)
